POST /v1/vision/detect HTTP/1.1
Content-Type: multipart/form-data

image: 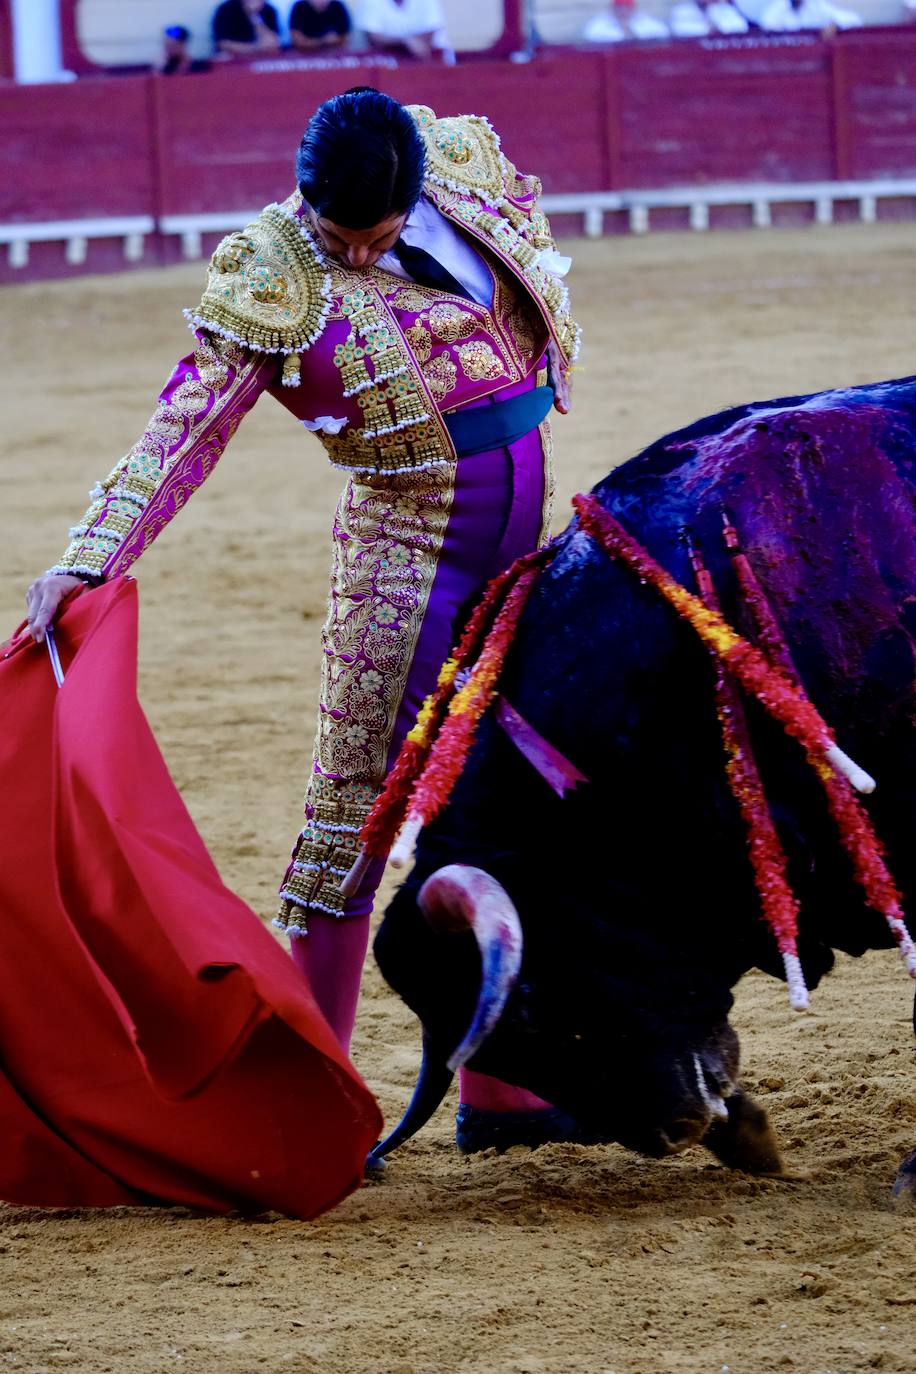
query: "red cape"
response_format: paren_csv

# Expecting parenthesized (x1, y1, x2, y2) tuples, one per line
(0, 579, 382, 1217)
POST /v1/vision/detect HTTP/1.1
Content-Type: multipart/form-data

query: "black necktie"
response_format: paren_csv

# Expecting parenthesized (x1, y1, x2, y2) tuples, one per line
(391, 239, 473, 300)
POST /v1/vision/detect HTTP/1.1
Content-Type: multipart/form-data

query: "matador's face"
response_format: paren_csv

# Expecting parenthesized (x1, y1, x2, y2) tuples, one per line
(307, 208, 408, 269)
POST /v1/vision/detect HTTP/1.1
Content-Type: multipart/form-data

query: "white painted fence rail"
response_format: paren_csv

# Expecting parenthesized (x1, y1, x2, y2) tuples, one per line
(0, 216, 155, 268)
(4, 179, 916, 269)
(539, 179, 916, 236)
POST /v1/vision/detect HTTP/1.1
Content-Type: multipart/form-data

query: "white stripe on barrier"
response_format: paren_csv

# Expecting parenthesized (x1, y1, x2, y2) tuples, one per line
(4, 180, 916, 270)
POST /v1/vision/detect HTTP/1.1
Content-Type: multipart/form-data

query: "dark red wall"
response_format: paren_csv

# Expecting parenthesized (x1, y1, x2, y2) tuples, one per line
(1, 76, 156, 222)
(149, 53, 613, 221)
(0, 1, 13, 82)
(611, 37, 835, 186)
(3, 30, 916, 281)
(831, 28, 916, 179)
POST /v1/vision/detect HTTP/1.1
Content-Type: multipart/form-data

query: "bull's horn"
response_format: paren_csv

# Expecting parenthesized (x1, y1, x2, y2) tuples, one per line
(366, 1030, 454, 1165)
(418, 865, 523, 1072)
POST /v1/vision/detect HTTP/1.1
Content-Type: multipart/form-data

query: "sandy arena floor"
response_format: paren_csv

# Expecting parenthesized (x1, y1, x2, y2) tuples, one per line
(2, 224, 916, 1373)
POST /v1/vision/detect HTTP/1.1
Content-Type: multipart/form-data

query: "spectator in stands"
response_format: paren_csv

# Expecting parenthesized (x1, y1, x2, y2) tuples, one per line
(732, 0, 767, 20)
(669, 0, 749, 33)
(704, 0, 750, 31)
(212, 0, 282, 56)
(668, 0, 709, 32)
(290, 0, 352, 48)
(582, 1, 669, 41)
(359, 0, 453, 60)
(159, 25, 212, 72)
(758, 0, 862, 27)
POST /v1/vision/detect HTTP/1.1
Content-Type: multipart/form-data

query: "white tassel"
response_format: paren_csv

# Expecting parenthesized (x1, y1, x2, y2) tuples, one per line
(823, 742, 875, 794)
(886, 915, 916, 978)
(390, 815, 423, 870)
(782, 951, 810, 1011)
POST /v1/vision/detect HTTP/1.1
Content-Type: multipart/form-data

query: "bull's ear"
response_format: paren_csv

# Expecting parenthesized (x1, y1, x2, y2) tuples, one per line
(366, 1030, 454, 1165)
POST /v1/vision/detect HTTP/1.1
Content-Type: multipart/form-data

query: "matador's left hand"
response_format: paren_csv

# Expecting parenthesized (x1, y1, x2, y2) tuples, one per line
(548, 339, 571, 415)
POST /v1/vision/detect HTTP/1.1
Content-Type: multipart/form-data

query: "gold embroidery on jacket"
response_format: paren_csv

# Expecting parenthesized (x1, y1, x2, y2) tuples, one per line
(404, 322, 432, 364)
(538, 416, 556, 544)
(457, 339, 506, 382)
(422, 354, 458, 402)
(506, 297, 539, 364)
(427, 302, 476, 344)
(318, 266, 455, 473)
(172, 378, 212, 418)
(392, 286, 435, 313)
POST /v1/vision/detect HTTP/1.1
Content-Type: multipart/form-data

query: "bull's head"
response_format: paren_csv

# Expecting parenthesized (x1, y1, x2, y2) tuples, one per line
(372, 862, 746, 1164)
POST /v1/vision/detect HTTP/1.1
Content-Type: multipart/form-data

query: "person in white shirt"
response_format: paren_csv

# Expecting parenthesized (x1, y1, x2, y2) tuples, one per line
(583, 7, 627, 39)
(706, 0, 749, 31)
(733, 0, 769, 21)
(583, 2, 669, 40)
(358, 0, 451, 59)
(669, 0, 710, 34)
(669, 0, 749, 33)
(759, 0, 862, 28)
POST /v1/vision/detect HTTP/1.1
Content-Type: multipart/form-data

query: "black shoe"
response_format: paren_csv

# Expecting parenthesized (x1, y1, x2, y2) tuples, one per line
(455, 1103, 598, 1154)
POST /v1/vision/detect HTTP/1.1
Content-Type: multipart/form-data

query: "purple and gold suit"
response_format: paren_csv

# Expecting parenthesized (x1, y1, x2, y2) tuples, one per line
(50, 107, 580, 931)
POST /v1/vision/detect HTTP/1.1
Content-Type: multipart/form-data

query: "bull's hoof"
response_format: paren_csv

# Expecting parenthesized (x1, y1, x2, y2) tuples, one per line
(703, 1088, 785, 1175)
(891, 1149, 916, 1209)
(455, 1104, 600, 1155)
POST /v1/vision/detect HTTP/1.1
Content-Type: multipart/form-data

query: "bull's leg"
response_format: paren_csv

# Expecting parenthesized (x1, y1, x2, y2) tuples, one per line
(702, 1087, 785, 1175)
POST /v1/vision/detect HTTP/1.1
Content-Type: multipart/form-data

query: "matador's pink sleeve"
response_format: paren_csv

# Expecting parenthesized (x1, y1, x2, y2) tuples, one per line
(50, 334, 279, 581)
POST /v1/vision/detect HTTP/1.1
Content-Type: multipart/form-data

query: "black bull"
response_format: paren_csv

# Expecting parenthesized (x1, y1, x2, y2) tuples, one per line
(373, 376, 916, 1185)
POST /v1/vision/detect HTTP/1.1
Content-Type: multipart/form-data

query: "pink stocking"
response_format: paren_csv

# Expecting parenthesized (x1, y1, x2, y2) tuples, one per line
(459, 1068, 552, 1113)
(289, 913, 371, 1056)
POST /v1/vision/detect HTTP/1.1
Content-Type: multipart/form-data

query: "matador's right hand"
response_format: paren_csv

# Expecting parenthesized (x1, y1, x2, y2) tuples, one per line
(26, 573, 87, 643)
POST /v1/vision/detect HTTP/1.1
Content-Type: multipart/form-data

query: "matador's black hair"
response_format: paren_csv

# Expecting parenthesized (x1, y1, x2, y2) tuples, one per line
(296, 88, 427, 229)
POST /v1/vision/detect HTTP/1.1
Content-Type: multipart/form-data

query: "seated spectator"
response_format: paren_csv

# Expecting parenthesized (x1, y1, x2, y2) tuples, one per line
(159, 25, 211, 72)
(705, 0, 749, 31)
(582, 4, 627, 39)
(733, 0, 768, 20)
(583, 1, 669, 40)
(759, 0, 862, 27)
(358, 0, 452, 60)
(290, 0, 351, 47)
(212, 0, 282, 56)
(669, 0, 710, 33)
(669, 0, 749, 34)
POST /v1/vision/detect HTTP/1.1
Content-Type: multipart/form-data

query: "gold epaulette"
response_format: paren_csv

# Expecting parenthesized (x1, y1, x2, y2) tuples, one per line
(410, 105, 554, 254)
(409, 105, 516, 207)
(184, 196, 331, 386)
(411, 106, 581, 368)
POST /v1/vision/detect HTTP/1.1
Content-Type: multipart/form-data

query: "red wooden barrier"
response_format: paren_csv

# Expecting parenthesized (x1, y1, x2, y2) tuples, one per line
(611, 36, 836, 186)
(0, 75, 156, 223)
(3, 32, 916, 283)
(0, 2, 14, 83)
(832, 27, 916, 180)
